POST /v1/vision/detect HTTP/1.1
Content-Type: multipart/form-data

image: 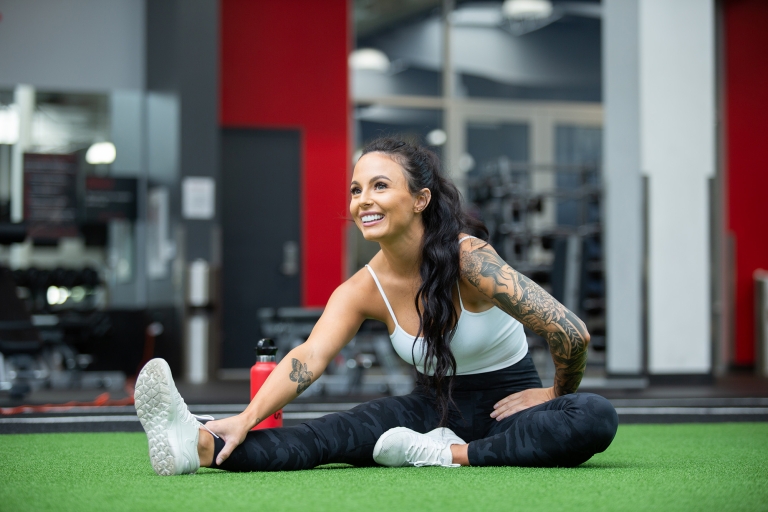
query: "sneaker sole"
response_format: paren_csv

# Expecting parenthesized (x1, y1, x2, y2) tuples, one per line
(135, 359, 176, 476)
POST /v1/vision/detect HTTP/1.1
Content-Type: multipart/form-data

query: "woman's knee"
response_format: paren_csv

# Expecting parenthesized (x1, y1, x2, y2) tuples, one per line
(572, 393, 618, 452)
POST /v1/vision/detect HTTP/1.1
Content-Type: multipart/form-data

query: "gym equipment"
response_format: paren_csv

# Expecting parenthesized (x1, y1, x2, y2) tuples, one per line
(0, 223, 123, 399)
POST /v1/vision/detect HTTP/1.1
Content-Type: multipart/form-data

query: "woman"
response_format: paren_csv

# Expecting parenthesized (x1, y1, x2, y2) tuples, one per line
(134, 137, 618, 476)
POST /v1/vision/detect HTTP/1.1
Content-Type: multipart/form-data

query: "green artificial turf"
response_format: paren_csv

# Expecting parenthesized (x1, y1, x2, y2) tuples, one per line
(1, 423, 767, 511)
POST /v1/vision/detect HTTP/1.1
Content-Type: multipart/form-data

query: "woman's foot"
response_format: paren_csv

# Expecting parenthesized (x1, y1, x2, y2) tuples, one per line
(373, 427, 466, 467)
(134, 358, 213, 476)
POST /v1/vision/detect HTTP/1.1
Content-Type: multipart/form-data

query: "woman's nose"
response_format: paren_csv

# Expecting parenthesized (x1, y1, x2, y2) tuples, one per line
(359, 189, 372, 207)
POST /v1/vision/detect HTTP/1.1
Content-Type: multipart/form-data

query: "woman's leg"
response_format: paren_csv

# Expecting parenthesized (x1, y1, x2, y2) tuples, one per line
(466, 393, 618, 467)
(208, 393, 440, 472)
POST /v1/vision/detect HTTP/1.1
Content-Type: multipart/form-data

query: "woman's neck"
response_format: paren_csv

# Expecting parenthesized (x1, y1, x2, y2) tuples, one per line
(378, 222, 423, 278)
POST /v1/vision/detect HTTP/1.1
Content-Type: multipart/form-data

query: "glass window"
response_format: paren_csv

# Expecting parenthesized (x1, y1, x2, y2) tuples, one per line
(555, 125, 602, 226)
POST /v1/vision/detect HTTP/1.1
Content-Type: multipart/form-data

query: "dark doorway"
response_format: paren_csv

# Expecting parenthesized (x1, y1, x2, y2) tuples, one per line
(221, 129, 302, 369)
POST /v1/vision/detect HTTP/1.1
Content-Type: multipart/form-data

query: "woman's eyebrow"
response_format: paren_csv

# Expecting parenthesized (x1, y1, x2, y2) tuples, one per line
(350, 175, 393, 187)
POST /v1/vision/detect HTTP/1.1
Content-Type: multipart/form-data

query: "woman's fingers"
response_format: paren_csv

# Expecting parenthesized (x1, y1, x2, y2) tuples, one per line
(493, 393, 519, 408)
(205, 415, 248, 466)
(490, 387, 555, 421)
(492, 401, 526, 421)
(216, 440, 235, 466)
(491, 395, 522, 418)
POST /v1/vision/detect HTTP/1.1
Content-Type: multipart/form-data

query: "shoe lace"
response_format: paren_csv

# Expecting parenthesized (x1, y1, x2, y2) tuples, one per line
(406, 440, 459, 468)
(174, 391, 220, 439)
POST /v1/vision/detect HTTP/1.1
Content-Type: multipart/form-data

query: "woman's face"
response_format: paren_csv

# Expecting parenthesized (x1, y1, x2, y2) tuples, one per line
(349, 152, 429, 242)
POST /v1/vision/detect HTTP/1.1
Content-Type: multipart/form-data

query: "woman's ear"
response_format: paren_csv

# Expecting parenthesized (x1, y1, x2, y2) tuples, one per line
(414, 188, 431, 213)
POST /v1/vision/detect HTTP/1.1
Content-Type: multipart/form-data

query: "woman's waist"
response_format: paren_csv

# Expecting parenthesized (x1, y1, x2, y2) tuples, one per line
(415, 352, 541, 393)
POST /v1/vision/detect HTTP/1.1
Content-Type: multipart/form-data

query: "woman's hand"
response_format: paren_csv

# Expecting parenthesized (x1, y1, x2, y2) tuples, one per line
(490, 387, 556, 421)
(204, 413, 252, 465)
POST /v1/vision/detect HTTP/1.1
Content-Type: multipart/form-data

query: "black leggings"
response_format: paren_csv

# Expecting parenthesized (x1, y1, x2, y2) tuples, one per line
(210, 354, 618, 471)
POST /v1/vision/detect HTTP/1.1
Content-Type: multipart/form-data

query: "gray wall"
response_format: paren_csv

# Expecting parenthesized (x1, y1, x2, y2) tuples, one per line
(146, 0, 219, 265)
(0, 0, 145, 91)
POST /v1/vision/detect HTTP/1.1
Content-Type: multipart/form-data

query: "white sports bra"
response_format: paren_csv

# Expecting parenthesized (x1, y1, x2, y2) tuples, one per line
(365, 236, 528, 375)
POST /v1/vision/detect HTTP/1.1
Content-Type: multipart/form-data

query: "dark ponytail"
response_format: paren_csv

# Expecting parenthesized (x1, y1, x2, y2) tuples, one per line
(361, 137, 488, 425)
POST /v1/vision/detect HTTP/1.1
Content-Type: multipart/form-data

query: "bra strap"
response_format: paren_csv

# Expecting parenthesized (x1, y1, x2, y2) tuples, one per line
(458, 235, 476, 244)
(456, 281, 466, 312)
(365, 265, 399, 327)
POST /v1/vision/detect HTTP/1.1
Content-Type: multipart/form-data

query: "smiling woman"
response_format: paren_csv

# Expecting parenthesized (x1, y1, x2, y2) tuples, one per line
(133, 137, 618, 476)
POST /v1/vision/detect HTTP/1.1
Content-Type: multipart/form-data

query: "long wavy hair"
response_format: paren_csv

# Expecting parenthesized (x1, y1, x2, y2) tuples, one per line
(361, 137, 489, 425)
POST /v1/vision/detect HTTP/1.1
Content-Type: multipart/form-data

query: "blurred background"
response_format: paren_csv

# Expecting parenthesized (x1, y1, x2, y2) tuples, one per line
(0, 0, 766, 422)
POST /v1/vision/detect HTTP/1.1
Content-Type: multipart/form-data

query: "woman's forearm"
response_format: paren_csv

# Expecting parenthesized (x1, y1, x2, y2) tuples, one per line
(240, 343, 327, 428)
(544, 312, 590, 396)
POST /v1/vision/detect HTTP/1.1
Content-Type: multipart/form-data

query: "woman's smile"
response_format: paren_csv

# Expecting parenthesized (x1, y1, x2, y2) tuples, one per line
(360, 211, 385, 226)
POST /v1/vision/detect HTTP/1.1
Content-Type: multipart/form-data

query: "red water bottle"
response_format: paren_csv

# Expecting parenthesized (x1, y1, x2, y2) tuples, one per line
(250, 338, 283, 430)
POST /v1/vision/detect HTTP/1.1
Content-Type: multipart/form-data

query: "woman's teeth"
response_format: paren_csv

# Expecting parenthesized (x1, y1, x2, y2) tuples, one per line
(362, 214, 383, 223)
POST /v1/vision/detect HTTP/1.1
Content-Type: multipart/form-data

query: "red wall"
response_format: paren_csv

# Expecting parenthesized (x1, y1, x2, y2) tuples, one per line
(220, 0, 350, 306)
(724, 0, 768, 365)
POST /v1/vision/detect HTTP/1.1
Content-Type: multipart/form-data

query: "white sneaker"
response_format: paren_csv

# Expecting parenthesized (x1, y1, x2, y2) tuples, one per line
(134, 358, 215, 476)
(373, 427, 466, 468)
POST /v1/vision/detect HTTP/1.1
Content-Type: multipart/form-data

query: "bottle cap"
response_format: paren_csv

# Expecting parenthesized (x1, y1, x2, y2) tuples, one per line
(255, 338, 278, 356)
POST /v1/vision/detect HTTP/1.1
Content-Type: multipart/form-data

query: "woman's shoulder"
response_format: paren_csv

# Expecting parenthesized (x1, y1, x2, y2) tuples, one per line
(458, 233, 489, 251)
(458, 234, 502, 276)
(330, 262, 384, 315)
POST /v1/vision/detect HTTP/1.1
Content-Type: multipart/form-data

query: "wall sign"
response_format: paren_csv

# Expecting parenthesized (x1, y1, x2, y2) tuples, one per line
(23, 153, 78, 240)
(182, 177, 215, 220)
(83, 176, 138, 222)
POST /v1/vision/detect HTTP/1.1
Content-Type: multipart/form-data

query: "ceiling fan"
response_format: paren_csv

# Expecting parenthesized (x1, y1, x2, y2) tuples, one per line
(450, 0, 602, 36)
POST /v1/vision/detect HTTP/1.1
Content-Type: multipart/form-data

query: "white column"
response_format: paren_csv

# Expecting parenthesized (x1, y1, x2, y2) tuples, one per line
(603, 0, 644, 374)
(10, 84, 34, 223)
(640, 0, 715, 374)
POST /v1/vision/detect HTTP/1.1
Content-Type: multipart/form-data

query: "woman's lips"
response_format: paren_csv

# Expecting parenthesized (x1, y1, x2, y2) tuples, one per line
(361, 213, 384, 226)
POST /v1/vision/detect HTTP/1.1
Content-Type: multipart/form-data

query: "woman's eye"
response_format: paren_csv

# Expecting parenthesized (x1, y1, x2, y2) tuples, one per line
(350, 187, 361, 195)
(374, 182, 387, 190)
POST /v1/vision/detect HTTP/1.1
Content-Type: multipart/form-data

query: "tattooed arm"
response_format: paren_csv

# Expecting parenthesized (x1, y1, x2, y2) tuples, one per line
(460, 238, 590, 397)
(205, 275, 368, 464)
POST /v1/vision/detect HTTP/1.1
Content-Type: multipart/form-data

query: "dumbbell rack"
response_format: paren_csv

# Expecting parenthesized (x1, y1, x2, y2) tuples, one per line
(465, 161, 606, 381)
(0, 264, 116, 398)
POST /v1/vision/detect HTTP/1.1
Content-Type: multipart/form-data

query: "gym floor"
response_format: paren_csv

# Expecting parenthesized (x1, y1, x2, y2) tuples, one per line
(3, 373, 767, 511)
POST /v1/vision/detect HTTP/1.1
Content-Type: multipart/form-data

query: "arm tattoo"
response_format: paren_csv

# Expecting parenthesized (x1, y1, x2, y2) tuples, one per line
(461, 240, 589, 396)
(289, 358, 314, 395)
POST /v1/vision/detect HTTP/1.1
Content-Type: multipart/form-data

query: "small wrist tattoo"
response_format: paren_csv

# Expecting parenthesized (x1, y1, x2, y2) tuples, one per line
(289, 358, 314, 394)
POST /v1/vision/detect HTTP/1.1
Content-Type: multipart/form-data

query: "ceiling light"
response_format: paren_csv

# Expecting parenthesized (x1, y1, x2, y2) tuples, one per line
(426, 129, 447, 146)
(458, 153, 476, 173)
(349, 48, 390, 73)
(502, 0, 553, 20)
(85, 141, 116, 165)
